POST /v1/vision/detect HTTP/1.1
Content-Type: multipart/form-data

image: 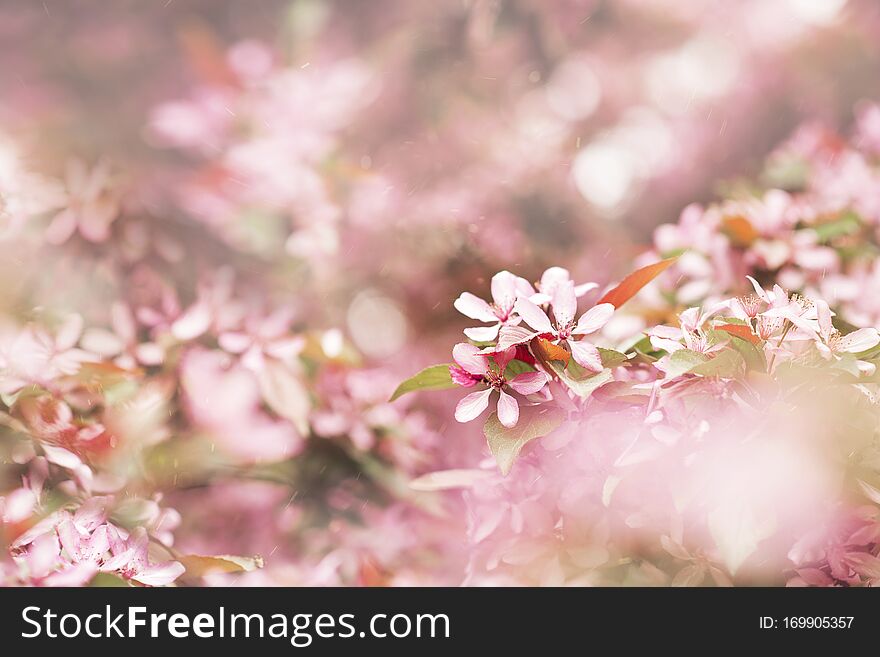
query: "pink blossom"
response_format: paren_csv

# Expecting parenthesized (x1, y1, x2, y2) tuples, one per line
(218, 308, 304, 372)
(0, 315, 95, 394)
(451, 344, 547, 428)
(44, 160, 120, 245)
(454, 271, 535, 341)
(811, 300, 879, 371)
(529, 267, 597, 305)
(79, 302, 165, 368)
(102, 527, 184, 586)
(500, 281, 614, 372)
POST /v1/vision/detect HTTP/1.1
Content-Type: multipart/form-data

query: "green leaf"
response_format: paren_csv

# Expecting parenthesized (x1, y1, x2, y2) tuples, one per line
(832, 352, 862, 378)
(626, 335, 661, 360)
(484, 406, 565, 475)
(389, 364, 456, 401)
(812, 212, 861, 243)
(666, 349, 709, 378)
(504, 359, 536, 378)
(551, 360, 613, 398)
(726, 335, 766, 373)
(690, 349, 745, 378)
(598, 348, 628, 368)
(89, 572, 130, 587)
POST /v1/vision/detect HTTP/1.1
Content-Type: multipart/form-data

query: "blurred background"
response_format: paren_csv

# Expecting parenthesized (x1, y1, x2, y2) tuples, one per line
(3, 0, 880, 585)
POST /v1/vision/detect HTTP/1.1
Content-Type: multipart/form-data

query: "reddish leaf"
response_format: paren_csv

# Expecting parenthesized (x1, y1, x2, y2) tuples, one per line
(597, 257, 678, 309)
(716, 323, 761, 345)
(359, 556, 390, 587)
(531, 337, 570, 366)
(721, 215, 759, 247)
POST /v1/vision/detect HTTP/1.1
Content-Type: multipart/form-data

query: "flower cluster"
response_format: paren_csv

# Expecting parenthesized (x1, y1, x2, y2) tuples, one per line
(405, 257, 880, 585)
(403, 102, 880, 583)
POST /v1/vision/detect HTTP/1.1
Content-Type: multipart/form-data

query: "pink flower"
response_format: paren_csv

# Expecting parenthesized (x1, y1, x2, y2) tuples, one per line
(102, 527, 185, 586)
(499, 281, 613, 372)
(79, 302, 165, 368)
(811, 300, 879, 372)
(649, 305, 728, 356)
(454, 271, 535, 341)
(218, 308, 305, 372)
(44, 159, 120, 245)
(451, 344, 547, 428)
(529, 267, 597, 305)
(0, 315, 95, 394)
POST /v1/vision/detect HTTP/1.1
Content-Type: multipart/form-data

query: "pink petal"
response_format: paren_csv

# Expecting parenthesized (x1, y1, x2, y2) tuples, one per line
(111, 303, 137, 344)
(815, 300, 834, 339)
(573, 303, 614, 335)
(44, 209, 77, 245)
(42, 444, 82, 469)
(265, 336, 305, 361)
(463, 324, 501, 342)
(55, 314, 84, 351)
(497, 325, 537, 350)
(551, 280, 577, 329)
(746, 275, 769, 303)
(569, 339, 603, 372)
(78, 200, 116, 242)
(574, 282, 599, 297)
(496, 389, 519, 428)
(449, 365, 480, 387)
(454, 292, 496, 322)
(514, 297, 554, 334)
(134, 342, 165, 365)
(453, 342, 489, 375)
(493, 346, 516, 372)
(508, 371, 548, 395)
(43, 562, 98, 587)
(218, 331, 253, 354)
(171, 302, 212, 341)
(2, 488, 35, 523)
(81, 328, 125, 357)
(454, 388, 493, 423)
(56, 520, 82, 559)
(539, 267, 571, 292)
(133, 560, 186, 586)
(490, 271, 519, 310)
(837, 328, 880, 353)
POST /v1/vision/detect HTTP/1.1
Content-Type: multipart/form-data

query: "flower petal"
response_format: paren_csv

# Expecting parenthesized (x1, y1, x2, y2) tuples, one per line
(452, 342, 489, 376)
(454, 388, 493, 423)
(574, 282, 599, 297)
(573, 303, 614, 335)
(496, 389, 520, 428)
(497, 325, 537, 350)
(171, 302, 212, 341)
(514, 297, 554, 333)
(551, 280, 577, 329)
(133, 560, 186, 586)
(491, 271, 529, 311)
(837, 328, 880, 353)
(463, 324, 501, 342)
(569, 339, 603, 372)
(508, 371, 548, 395)
(493, 346, 516, 372)
(453, 292, 496, 322)
(44, 209, 78, 245)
